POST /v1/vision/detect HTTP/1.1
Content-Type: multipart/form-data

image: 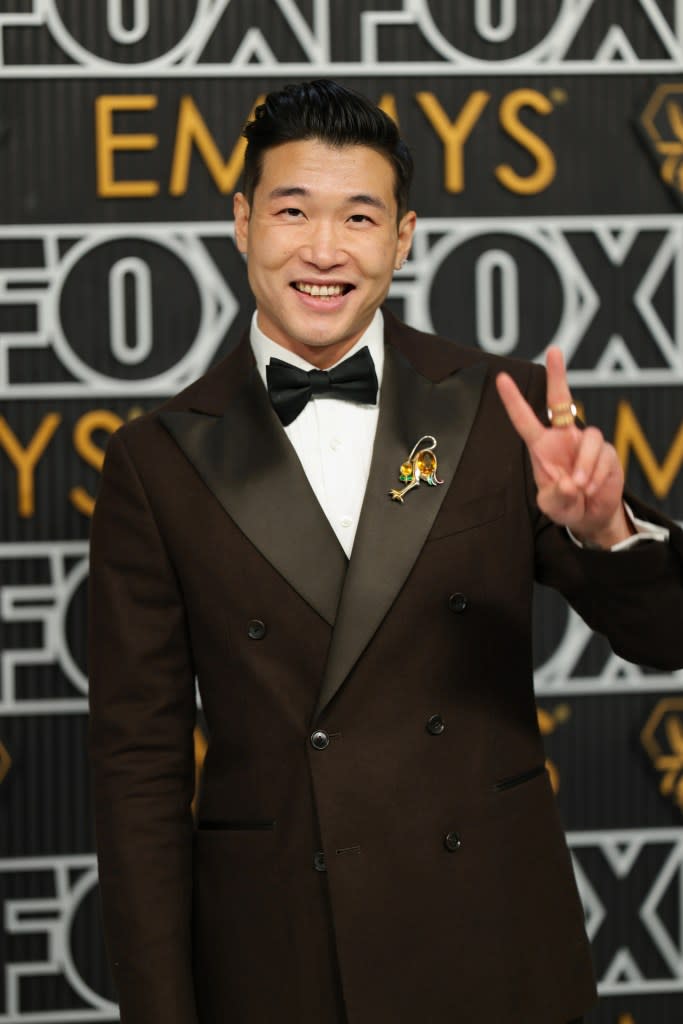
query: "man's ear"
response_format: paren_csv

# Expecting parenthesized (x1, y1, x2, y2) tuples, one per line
(233, 192, 250, 254)
(396, 209, 417, 266)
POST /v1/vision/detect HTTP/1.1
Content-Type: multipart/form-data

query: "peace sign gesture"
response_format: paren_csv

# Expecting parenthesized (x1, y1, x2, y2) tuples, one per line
(496, 348, 632, 549)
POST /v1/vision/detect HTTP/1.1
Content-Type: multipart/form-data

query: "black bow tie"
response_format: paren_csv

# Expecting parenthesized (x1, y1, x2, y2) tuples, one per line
(266, 346, 379, 426)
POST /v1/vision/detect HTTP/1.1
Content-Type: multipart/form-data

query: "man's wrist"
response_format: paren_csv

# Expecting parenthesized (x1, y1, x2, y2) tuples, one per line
(567, 503, 670, 551)
(572, 504, 634, 551)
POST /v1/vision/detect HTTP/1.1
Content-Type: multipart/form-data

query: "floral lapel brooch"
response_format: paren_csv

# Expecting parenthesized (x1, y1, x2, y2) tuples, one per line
(389, 435, 443, 503)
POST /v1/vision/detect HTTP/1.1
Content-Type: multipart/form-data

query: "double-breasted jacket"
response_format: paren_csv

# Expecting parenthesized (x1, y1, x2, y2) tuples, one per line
(88, 310, 683, 1023)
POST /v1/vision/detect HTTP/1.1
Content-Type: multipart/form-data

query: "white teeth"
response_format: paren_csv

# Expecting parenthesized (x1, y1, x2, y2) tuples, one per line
(295, 282, 345, 297)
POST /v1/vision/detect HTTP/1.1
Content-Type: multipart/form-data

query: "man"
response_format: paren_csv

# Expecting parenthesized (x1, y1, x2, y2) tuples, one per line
(88, 80, 683, 1024)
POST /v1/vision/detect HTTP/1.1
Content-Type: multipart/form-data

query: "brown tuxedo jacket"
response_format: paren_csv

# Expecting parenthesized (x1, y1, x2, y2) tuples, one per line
(88, 310, 683, 1024)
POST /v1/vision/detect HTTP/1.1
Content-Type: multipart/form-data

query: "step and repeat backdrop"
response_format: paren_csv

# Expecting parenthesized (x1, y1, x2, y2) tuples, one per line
(1, 3, 682, 1022)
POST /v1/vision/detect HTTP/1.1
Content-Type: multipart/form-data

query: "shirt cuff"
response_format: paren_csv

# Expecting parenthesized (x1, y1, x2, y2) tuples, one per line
(567, 503, 670, 552)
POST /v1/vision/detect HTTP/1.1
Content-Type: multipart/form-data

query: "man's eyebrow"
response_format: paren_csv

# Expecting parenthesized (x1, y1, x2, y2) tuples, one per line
(268, 186, 309, 199)
(346, 193, 388, 211)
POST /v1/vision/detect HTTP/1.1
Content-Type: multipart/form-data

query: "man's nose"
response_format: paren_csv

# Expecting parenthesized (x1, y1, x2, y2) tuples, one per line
(301, 221, 345, 268)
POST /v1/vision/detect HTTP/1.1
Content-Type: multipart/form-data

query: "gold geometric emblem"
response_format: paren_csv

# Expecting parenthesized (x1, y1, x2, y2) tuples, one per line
(641, 698, 683, 812)
(639, 84, 683, 204)
(0, 741, 11, 785)
(537, 703, 571, 794)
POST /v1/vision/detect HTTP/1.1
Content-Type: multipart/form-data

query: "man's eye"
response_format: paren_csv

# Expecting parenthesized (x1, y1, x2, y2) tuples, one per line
(348, 214, 372, 224)
(280, 208, 303, 217)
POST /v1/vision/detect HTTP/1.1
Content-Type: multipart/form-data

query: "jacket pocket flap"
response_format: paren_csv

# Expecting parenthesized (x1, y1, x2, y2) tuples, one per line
(429, 488, 506, 541)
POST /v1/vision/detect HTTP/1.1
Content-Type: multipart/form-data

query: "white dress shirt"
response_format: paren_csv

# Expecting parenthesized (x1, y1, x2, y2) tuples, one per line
(250, 310, 667, 557)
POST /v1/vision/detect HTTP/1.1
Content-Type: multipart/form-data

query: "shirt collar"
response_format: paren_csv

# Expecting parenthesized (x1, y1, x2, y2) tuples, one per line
(250, 308, 385, 390)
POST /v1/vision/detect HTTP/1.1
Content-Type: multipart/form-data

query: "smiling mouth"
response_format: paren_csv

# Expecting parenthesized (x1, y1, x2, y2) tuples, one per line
(292, 281, 354, 298)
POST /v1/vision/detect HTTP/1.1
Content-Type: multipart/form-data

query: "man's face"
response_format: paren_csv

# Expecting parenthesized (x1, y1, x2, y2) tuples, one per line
(233, 139, 416, 367)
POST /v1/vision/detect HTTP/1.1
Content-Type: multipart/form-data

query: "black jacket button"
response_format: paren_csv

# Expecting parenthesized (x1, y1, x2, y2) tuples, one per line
(247, 619, 266, 639)
(448, 592, 468, 613)
(444, 831, 462, 852)
(426, 714, 445, 735)
(310, 730, 330, 750)
(313, 850, 326, 872)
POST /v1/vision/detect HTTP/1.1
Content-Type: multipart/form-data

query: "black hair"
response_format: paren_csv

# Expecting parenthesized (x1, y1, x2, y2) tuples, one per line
(241, 79, 413, 219)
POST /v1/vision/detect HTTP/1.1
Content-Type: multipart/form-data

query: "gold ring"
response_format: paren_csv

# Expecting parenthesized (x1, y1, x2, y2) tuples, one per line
(547, 402, 577, 428)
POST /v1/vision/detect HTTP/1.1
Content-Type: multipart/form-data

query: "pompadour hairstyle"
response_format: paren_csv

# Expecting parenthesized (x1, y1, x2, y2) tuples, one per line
(241, 79, 413, 219)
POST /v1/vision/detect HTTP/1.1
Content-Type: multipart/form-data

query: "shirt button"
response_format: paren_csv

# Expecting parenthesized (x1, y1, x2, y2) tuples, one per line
(444, 831, 462, 852)
(340, 516, 353, 529)
(329, 438, 342, 451)
(247, 619, 266, 639)
(310, 730, 330, 750)
(448, 593, 468, 614)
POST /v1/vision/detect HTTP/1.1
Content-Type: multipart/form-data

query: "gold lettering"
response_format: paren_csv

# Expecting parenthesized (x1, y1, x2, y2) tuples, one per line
(0, 414, 61, 518)
(416, 91, 490, 193)
(95, 94, 160, 198)
(614, 401, 683, 499)
(496, 89, 556, 195)
(70, 410, 124, 517)
(0, 740, 11, 785)
(169, 94, 265, 196)
(377, 93, 399, 127)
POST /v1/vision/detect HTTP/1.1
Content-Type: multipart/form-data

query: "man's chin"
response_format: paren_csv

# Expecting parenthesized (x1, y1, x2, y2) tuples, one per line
(279, 323, 356, 351)
(271, 327, 365, 367)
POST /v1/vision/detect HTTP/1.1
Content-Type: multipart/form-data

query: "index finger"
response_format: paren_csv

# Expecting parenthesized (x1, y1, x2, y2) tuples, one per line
(545, 346, 573, 410)
(495, 371, 545, 447)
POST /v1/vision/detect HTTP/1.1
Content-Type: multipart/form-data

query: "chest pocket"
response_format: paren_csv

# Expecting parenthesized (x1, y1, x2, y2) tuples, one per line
(428, 487, 506, 542)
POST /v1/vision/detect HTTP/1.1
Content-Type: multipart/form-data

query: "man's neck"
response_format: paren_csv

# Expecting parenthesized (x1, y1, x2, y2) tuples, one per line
(254, 320, 368, 370)
(250, 309, 385, 380)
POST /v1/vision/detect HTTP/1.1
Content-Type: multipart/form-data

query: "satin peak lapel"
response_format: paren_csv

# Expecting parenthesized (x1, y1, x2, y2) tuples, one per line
(313, 347, 487, 720)
(159, 369, 347, 627)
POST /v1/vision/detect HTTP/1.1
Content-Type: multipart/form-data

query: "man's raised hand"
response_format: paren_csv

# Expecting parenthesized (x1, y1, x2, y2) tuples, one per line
(495, 347, 632, 548)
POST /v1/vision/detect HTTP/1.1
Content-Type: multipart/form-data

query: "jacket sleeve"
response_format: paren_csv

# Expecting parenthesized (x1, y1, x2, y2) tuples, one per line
(523, 362, 683, 671)
(87, 426, 199, 1023)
